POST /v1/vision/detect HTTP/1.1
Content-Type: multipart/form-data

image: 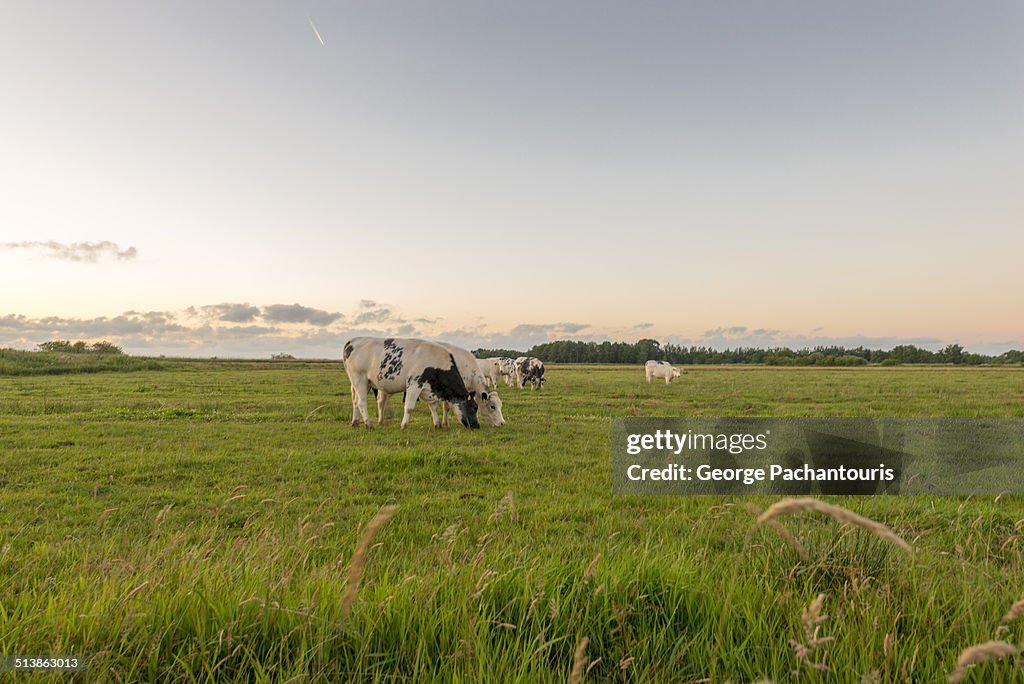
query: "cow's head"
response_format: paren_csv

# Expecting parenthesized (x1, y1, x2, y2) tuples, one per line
(477, 389, 505, 426)
(672, 367, 681, 378)
(448, 391, 480, 429)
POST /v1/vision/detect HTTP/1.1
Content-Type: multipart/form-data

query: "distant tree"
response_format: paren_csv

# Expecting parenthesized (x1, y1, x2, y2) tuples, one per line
(472, 348, 524, 359)
(38, 340, 74, 353)
(468, 339, 1019, 365)
(38, 340, 123, 354)
(939, 344, 965, 364)
(90, 341, 124, 354)
(634, 338, 662, 363)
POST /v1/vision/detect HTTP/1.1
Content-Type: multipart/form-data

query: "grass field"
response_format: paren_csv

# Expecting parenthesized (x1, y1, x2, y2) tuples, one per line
(2, 362, 1023, 682)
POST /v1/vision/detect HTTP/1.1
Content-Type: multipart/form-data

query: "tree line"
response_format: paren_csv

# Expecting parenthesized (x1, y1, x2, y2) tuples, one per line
(474, 339, 1024, 366)
(37, 340, 125, 354)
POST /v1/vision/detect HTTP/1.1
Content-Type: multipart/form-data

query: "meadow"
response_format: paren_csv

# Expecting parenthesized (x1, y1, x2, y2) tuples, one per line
(1, 361, 1023, 682)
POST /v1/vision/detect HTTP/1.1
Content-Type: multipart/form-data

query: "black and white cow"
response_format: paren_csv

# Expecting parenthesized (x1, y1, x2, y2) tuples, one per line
(343, 337, 479, 429)
(496, 357, 518, 387)
(645, 360, 681, 384)
(514, 356, 545, 390)
(439, 343, 505, 426)
(380, 343, 506, 427)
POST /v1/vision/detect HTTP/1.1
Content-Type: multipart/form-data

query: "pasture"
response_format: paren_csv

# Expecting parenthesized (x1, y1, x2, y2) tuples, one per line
(2, 362, 1023, 682)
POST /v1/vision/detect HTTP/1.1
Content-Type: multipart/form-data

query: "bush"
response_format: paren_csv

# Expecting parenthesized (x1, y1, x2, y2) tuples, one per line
(37, 340, 124, 355)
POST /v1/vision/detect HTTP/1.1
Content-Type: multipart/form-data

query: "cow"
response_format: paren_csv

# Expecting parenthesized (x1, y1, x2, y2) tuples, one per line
(343, 337, 479, 429)
(645, 360, 681, 384)
(381, 343, 506, 427)
(475, 357, 502, 389)
(514, 356, 545, 390)
(496, 357, 518, 387)
(440, 344, 505, 426)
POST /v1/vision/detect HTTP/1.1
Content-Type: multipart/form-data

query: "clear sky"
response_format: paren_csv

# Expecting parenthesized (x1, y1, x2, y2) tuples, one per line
(2, 1, 1022, 357)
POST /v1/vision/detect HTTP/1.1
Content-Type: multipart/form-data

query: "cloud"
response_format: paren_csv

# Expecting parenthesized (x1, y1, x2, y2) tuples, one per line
(262, 303, 342, 326)
(675, 327, 950, 352)
(353, 306, 395, 325)
(2, 240, 138, 262)
(3, 302, 1020, 360)
(702, 326, 756, 339)
(634, 322, 654, 329)
(431, 322, 594, 352)
(507, 322, 590, 337)
(200, 303, 261, 323)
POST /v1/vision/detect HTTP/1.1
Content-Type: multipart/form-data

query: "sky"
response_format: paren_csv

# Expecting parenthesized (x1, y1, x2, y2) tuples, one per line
(1, 1, 1022, 357)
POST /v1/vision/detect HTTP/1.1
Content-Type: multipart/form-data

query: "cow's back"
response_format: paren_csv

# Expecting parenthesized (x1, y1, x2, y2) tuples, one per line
(345, 337, 451, 393)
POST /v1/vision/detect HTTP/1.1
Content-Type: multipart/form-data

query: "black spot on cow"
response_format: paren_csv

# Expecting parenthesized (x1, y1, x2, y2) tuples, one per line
(379, 338, 404, 381)
(343, 341, 354, 359)
(418, 355, 479, 428)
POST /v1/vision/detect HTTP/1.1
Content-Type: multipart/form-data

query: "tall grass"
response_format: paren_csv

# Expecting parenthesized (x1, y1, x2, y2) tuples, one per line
(1, 363, 1023, 680)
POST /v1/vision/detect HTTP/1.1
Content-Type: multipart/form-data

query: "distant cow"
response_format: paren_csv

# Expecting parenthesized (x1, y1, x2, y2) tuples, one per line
(645, 360, 681, 384)
(343, 337, 479, 429)
(514, 356, 545, 390)
(496, 357, 518, 387)
(476, 357, 502, 389)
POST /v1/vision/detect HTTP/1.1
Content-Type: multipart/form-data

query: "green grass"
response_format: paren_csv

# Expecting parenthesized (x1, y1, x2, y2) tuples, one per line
(0, 348, 167, 376)
(1, 362, 1023, 682)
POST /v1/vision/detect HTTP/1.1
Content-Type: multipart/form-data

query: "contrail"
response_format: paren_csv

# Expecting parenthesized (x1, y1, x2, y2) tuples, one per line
(307, 15, 325, 46)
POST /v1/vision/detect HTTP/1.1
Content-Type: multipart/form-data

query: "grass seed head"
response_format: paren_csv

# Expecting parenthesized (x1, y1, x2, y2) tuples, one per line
(947, 640, 1018, 683)
(758, 498, 913, 554)
(340, 504, 398, 617)
(1001, 597, 1024, 624)
(569, 636, 589, 684)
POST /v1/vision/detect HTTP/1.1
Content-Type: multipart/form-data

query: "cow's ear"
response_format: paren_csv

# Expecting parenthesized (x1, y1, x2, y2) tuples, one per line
(481, 391, 489, 401)
(468, 391, 476, 400)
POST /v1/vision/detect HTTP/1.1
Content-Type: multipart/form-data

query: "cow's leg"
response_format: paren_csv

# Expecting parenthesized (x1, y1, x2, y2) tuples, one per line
(665, 375, 671, 385)
(376, 391, 390, 425)
(441, 402, 451, 428)
(646, 371, 652, 384)
(351, 377, 372, 428)
(401, 385, 424, 429)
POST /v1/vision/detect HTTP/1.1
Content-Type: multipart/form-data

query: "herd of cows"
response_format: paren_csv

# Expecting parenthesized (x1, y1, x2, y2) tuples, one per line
(342, 336, 681, 430)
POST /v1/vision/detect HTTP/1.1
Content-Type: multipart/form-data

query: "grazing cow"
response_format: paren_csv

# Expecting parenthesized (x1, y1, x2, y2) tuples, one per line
(476, 357, 502, 389)
(382, 343, 506, 427)
(343, 337, 479, 429)
(439, 344, 505, 426)
(514, 356, 545, 390)
(496, 357, 518, 387)
(645, 360, 681, 384)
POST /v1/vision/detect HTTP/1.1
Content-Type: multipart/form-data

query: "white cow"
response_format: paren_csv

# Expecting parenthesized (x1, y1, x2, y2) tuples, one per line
(645, 360, 681, 384)
(377, 343, 506, 427)
(343, 337, 480, 429)
(476, 357, 502, 389)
